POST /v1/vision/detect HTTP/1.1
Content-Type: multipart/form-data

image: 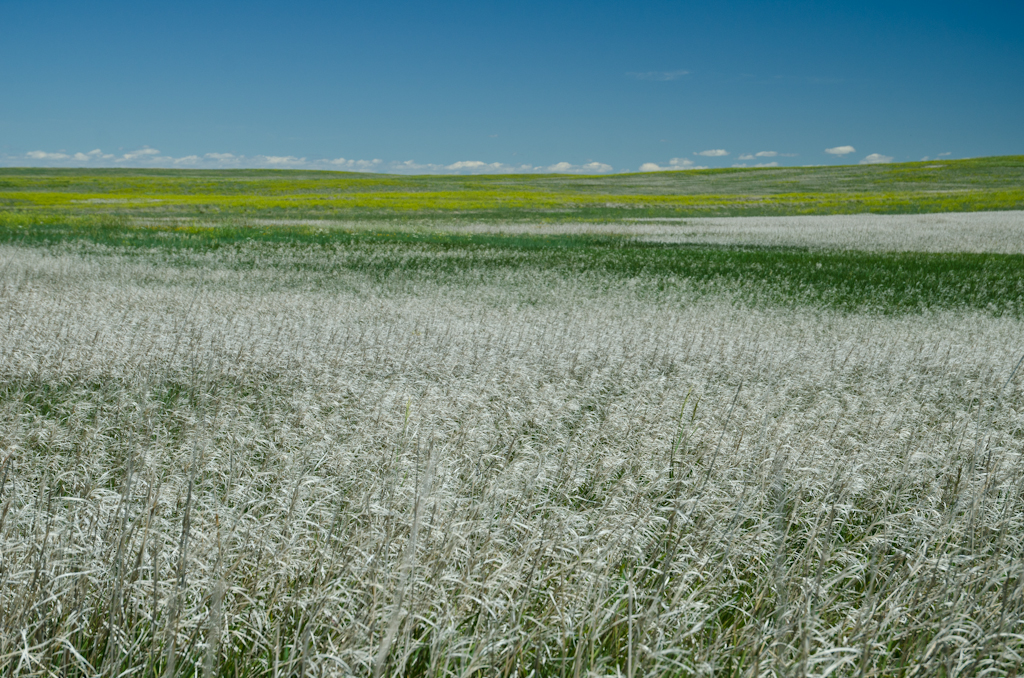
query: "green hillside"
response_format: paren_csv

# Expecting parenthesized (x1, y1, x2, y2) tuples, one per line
(2, 155, 1022, 222)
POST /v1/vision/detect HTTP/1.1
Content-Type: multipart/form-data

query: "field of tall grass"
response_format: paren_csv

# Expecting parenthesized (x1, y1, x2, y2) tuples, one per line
(3, 156, 1024, 222)
(1, 211, 1022, 676)
(420, 211, 1024, 254)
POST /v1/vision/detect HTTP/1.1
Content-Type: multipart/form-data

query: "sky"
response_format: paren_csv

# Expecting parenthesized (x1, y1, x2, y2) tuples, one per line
(2, 0, 1022, 174)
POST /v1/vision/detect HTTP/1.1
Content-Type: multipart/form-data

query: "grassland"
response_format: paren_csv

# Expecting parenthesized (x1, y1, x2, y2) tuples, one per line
(2, 155, 1023, 222)
(1, 162, 1023, 677)
(0, 213, 1022, 317)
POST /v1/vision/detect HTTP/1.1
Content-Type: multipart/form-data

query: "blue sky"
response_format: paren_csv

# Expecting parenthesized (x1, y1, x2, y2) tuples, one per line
(2, 0, 1022, 174)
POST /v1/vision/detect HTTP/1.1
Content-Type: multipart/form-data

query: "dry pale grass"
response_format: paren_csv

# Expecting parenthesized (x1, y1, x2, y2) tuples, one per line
(0, 242, 1022, 677)
(233, 210, 1024, 253)
(624, 211, 1024, 252)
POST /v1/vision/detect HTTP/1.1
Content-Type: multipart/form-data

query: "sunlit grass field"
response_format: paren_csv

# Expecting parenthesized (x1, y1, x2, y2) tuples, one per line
(1, 162, 1023, 677)
(2, 155, 1023, 221)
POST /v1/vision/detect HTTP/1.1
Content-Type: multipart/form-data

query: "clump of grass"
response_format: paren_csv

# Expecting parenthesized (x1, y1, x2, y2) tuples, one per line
(1, 241, 1022, 676)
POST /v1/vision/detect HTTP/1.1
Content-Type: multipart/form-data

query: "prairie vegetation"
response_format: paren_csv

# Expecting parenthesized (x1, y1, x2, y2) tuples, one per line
(2, 156, 1024, 222)
(1, 211, 1023, 676)
(1, 162, 1023, 676)
(428, 211, 1024, 254)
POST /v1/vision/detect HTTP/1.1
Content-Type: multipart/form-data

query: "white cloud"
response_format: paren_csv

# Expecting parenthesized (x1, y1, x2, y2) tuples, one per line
(120, 147, 161, 161)
(825, 145, 856, 156)
(441, 160, 528, 173)
(639, 158, 707, 172)
(329, 158, 383, 170)
(370, 159, 613, 175)
(628, 69, 690, 81)
(860, 153, 893, 165)
(447, 160, 494, 171)
(739, 151, 794, 160)
(696, 149, 728, 157)
(538, 161, 613, 174)
(5, 147, 377, 170)
(379, 160, 612, 175)
(75, 149, 114, 161)
(938, 152, 951, 157)
(731, 161, 779, 168)
(258, 155, 306, 166)
(27, 150, 70, 159)
(4, 148, 614, 174)
(390, 160, 443, 172)
(392, 159, 496, 173)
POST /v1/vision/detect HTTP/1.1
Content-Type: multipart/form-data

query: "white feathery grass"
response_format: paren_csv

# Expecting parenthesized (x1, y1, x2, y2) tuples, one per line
(228, 210, 1024, 253)
(0, 240, 1021, 676)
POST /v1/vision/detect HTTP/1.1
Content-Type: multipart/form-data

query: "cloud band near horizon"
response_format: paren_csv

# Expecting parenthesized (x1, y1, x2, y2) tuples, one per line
(3, 148, 616, 175)
(4, 146, 911, 174)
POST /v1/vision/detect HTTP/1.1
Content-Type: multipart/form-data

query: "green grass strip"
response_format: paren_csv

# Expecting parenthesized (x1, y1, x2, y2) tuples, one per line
(2, 217, 1021, 316)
